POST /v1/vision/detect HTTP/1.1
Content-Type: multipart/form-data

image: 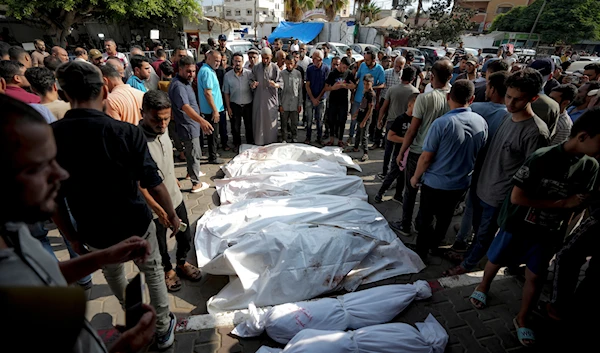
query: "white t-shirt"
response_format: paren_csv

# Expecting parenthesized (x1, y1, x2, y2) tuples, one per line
(385, 46, 392, 56)
(290, 44, 299, 52)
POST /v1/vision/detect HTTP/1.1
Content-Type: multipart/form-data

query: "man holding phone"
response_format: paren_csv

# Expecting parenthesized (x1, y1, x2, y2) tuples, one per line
(0, 94, 157, 353)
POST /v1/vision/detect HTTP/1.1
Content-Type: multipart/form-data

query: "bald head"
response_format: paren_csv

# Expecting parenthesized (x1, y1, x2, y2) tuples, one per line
(432, 59, 454, 86)
(130, 47, 144, 56)
(394, 56, 406, 72)
(51, 46, 69, 63)
(105, 58, 125, 78)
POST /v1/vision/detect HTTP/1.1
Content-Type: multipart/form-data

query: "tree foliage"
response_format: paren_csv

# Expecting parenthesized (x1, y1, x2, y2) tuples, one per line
(360, 1, 382, 24)
(408, 0, 475, 45)
(490, 0, 600, 44)
(0, 0, 201, 46)
(321, 0, 350, 21)
(285, 0, 316, 22)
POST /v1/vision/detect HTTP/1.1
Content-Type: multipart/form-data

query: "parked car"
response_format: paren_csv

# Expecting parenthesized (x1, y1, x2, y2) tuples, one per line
(394, 47, 426, 70)
(578, 56, 600, 61)
(481, 47, 500, 59)
(418, 46, 445, 68)
(226, 40, 258, 64)
(351, 43, 381, 56)
(565, 60, 592, 75)
(313, 42, 364, 63)
(464, 47, 479, 57)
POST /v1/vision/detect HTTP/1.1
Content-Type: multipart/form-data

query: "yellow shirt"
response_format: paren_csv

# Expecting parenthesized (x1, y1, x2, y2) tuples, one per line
(158, 80, 171, 93)
(105, 84, 145, 125)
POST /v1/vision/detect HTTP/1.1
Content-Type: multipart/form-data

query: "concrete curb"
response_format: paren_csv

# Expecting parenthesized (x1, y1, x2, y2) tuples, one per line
(175, 268, 512, 332)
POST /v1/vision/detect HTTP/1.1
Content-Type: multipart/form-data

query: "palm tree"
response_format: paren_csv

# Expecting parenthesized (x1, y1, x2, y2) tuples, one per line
(360, 1, 382, 24)
(285, 0, 317, 22)
(321, 0, 350, 21)
(415, 0, 424, 26)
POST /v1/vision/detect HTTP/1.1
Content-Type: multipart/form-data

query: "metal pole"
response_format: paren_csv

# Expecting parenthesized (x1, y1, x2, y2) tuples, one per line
(526, 0, 546, 48)
(254, 0, 257, 40)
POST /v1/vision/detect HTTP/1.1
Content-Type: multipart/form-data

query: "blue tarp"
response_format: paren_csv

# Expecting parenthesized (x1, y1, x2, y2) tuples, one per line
(268, 22, 324, 44)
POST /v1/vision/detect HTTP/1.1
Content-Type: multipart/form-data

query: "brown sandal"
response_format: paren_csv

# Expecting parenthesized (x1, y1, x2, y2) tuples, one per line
(176, 263, 203, 281)
(165, 270, 182, 292)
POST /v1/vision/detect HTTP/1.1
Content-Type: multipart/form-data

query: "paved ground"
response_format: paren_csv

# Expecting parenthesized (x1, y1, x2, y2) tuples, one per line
(49, 132, 569, 352)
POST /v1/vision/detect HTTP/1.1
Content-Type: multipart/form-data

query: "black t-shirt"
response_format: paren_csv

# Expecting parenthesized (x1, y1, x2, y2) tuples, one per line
(52, 109, 162, 248)
(357, 89, 376, 121)
(411, 64, 422, 87)
(390, 113, 412, 155)
(325, 69, 356, 106)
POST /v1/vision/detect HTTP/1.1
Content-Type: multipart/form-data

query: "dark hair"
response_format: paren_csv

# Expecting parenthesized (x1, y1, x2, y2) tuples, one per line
(363, 73, 374, 83)
(364, 51, 376, 61)
(401, 65, 416, 82)
(285, 54, 294, 61)
(584, 62, 600, 75)
(0, 41, 10, 58)
(406, 51, 415, 61)
(56, 61, 104, 102)
(142, 90, 171, 111)
(459, 55, 469, 62)
(0, 60, 22, 83)
(560, 61, 571, 71)
(487, 60, 509, 74)
(129, 55, 149, 69)
(382, 55, 390, 61)
(505, 68, 543, 98)
(232, 52, 244, 61)
(105, 55, 120, 61)
(551, 84, 578, 104)
(570, 107, 600, 137)
(100, 64, 121, 79)
(487, 71, 510, 98)
(74, 47, 87, 57)
(292, 51, 299, 56)
(432, 59, 454, 84)
(9, 46, 27, 61)
(24, 67, 56, 95)
(174, 45, 186, 53)
(130, 45, 143, 51)
(349, 63, 357, 71)
(104, 38, 116, 45)
(159, 61, 174, 76)
(156, 48, 166, 58)
(332, 56, 341, 62)
(43, 56, 62, 71)
(586, 81, 600, 92)
(179, 55, 195, 67)
(449, 79, 475, 105)
(322, 43, 330, 50)
(340, 57, 351, 66)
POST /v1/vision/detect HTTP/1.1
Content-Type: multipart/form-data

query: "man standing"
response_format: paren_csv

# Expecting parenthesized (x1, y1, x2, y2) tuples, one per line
(73, 48, 88, 62)
(101, 65, 145, 125)
(151, 48, 167, 73)
(391, 59, 453, 236)
(225, 53, 254, 150)
(476, 48, 484, 65)
(52, 61, 179, 349)
(297, 44, 311, 72)
(290, 39, 300, 53)
(473, 59, 509, 102)
(244, 48, 260, 70)
(410, 80, 488, 260)
(51, 46, 69, 63)
(272, 39, 283, 58)
(567, 81, 600, 122)
(279, 54, 303, 143)
(126, 46, 159, 91)
(454, 42, 466, 57)
(198, 50, 225, 164)
(0, 60, 40, 104)
(304, 49, 330, 144)
(375, 56, 406, 161)
(169, 56, 214, 192)
(170, 46, 188, 72)
(126, 55, 151, 93)
(583, 62, 600, 81)
(322, 43, 333, 68)
(217, 34, 233, 66)
(456, 59, 478, 81)
(324, 56, 356, 147)
(384, 41, 392, 56)
(276, 50, 287, 71)
(139, 90, 202, 292)
(24, 67, 71, 119)
(528, 59, 560, 137)
(548, 84, 577, 145)
(216, 54, 232, 152)
(250, 48, 283, 145)
(31, 39, 49, 67)
(89, 49, 104, 67)
(102, 39, 129, 67)
(450, 56, 467, 84)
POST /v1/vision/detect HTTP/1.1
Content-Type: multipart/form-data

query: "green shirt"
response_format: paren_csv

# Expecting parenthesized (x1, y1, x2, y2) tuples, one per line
(498, 144, 599, 235)
(409, 87, 450, 154)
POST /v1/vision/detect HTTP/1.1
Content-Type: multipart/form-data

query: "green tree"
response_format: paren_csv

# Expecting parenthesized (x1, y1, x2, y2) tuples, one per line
(285, 0, 316, 22)
(490, 0, 600, 44)
(408, 1, 474, 46)
(321, 0, 350, 22)
(360, 1, 382, 24)
(0, 0, 201, 47)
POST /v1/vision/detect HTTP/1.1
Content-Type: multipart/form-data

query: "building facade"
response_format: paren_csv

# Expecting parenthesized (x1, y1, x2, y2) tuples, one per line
(458, 0, 536, 32)
(223, 0, 285, 27)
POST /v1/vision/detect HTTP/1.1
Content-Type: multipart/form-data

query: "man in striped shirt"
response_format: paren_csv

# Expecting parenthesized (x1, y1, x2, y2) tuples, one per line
(548, 84, 577, 145)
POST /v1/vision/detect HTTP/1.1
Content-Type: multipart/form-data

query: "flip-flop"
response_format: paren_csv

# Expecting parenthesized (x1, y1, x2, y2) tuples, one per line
(513, 317, 536, 347)
(176, 263, 203, 281)
(165, 272, 182, 292)
(469, 290, 487, 309)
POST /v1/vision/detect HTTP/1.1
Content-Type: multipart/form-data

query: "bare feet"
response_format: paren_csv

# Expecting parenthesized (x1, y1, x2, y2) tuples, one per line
(443, 265, 468, 277)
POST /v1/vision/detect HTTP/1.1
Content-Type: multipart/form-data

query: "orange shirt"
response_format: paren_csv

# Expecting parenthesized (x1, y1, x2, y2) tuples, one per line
(105, 84, 145, 125)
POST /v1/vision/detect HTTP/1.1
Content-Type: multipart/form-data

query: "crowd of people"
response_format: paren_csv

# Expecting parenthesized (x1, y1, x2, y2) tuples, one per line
(1, 34, 600, 351)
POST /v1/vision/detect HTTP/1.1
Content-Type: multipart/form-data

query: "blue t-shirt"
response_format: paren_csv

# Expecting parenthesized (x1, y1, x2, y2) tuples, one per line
(306, 63, 330, 101)
(567, 106, 586, 122)
(126, 75, 148, 93)
(323, 55, 333, 68)
(422, 107, 488, 190)
(197, 64, 224, 114)
(354, 62, 385, 103)
(470, 102, 508, 140)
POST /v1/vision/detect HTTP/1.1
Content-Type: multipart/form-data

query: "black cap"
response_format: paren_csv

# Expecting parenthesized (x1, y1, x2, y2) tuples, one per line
(528, 58, 555, 76)
(56, 61, 104, 92)
(218, 34, 227, 41)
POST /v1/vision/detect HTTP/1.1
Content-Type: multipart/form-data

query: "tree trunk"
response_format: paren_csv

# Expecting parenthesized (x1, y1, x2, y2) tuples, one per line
(415, 0, 423, 26)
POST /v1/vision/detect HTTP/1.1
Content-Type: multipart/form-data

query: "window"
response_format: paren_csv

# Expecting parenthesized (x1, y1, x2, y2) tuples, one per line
(226, 10, 232, 16)
(275, 4, 279, 9)
(225, 0, 230, 2)
(235, 9, 241, 16)
(343, 10, 347, 15)
(262, 10, 267, 15)
(496, 6, 512, 14)
(247, 9, 252, 15)
(270, 10, 274, 16)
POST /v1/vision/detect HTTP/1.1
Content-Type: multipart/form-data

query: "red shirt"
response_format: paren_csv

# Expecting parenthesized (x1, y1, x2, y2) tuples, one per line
(151, 59, 165, 75)
(5, 86, 41, 104)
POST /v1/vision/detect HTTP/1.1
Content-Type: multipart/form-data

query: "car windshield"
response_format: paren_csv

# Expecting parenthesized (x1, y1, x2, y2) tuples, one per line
(230, 44, 254, 53)
(482, 48, 498, 54)
(336, 44, 360, 55)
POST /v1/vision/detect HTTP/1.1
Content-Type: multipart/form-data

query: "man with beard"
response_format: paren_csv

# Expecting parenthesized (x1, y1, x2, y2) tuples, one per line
(297, 44, 311, 72)
(217, 34, 233, 66)
(567, 81, 600, 122)
(197, 50, 225, 164)
(31, 39, 49, 67)
(225, 52, 254, 150)
(244, 48, 260, 70)
(250, 47, 283, 145)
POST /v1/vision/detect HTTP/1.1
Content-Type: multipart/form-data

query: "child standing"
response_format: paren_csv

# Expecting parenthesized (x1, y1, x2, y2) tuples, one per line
(352, 74, 376, 161)
(158, 61, 174, 93)
(375, 92, 419, 203)
(279, 54, 303, 142)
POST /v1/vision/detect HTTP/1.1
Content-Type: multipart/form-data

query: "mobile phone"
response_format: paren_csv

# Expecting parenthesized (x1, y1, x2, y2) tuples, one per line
(125, 273, 146, 329)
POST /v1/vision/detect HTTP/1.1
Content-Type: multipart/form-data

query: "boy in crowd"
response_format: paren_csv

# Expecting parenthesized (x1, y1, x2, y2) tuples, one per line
(374, 92, 419, 203)
(470, 108, 600, 347)
(279, 54, 303, 142)
(324, 56, 356, 147)
(158, 61, 174, 93)
(410, 80, 488, 260)
(351, 74, 376, 161)
(548, 84, 577, 145)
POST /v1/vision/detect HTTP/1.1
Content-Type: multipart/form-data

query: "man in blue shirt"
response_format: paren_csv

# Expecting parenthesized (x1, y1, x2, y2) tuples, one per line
(126, 55, 151, 92)
(410, 80, 488, 260)
(304, 49, 330, 144)
(348, 51, 385, 145)
(198, 50, 225, 164)
(567, 81, 600, 122)
(322, 43, 333, 68)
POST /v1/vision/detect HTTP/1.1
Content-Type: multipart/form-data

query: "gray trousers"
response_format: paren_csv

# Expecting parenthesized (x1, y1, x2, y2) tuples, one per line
(281, 111, 299, 142)
(89, 222, 171, 335)
(183, 137, 202, 185)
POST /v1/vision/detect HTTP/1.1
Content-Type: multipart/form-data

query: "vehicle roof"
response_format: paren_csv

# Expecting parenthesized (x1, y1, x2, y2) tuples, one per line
(316, 42, 347, 46)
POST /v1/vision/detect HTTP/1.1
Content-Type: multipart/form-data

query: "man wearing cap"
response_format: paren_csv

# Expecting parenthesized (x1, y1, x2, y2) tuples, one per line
(250, 47, 283, 145)
(456, 59, 478, 81)
(528, 58, 560, 137)
(473, 59, 509, 102)
(244, 48, 260, 70)
(89, 49, 103, 67)
(217, 34, 233, 66)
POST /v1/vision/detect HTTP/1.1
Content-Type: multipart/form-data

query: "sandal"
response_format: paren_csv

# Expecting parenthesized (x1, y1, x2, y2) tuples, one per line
(338, 141, 345, 148)
(469, 290, 487, 309)
(513, 317, 536, 347)
(176, 262, 203, 281)
(534, 301, 562, 321)
(443, 265, 468, 277)
(165, 271, 182, 292)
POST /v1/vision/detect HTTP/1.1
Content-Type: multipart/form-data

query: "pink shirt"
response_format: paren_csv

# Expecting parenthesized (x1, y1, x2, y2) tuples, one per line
(5, 86, 41, 104)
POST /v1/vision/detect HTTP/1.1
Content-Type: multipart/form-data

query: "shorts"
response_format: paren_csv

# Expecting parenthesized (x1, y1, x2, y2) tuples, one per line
(486, 228, 556, 275)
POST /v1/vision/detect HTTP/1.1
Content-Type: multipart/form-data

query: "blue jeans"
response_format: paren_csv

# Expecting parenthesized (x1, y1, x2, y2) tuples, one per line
(349, 101, 360, 138)
(461, 195, 500, 270)
(455, 189, 476, 243)
(305, 99, 325, 141)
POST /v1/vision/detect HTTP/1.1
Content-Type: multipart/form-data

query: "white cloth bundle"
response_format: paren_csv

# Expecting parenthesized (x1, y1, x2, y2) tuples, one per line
(255, 314, 448, 353)
(232, 281, 432, 344)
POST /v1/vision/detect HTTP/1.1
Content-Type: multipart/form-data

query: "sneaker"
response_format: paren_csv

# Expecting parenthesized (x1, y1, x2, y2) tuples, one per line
(374, 194, 383, 203)
(156, 312, 176, 350)
(208, 158, 224, 164)
(191, 182, 210, 193)
(389, 221, 411, 236)
(361, 153, 369, 162)
(376, 173, 386, 181)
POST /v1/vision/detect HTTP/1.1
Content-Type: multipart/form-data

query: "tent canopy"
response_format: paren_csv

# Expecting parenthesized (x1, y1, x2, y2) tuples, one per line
(366, 16, 405, 29)
(268, 22, 324, 44)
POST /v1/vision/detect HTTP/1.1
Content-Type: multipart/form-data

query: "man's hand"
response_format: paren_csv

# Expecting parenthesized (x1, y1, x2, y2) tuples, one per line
(297, 105, 302, 113)
(269, 80, 278, 88)
(200, 118, 214, 135)
(279, 106, 284, 113)
(251, 81, 259, 89)
(101, 237, 151, 265)
(155, 208, 171, 228)
(359, 120, 367, 129)
(377, 119, 383, 130)
(168, 213, 181, 238)
(212, 111, 220, 123)
(311, 97, 319, 106)
(410, 176, 420, 189)
(563, 194, 588, 208)
(227, 107, 233, 118)
(110, 304, 156, 353)
(70, 240, 87, 255)
(581, 75, 590, 85)
(396, 152, 405, 170)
